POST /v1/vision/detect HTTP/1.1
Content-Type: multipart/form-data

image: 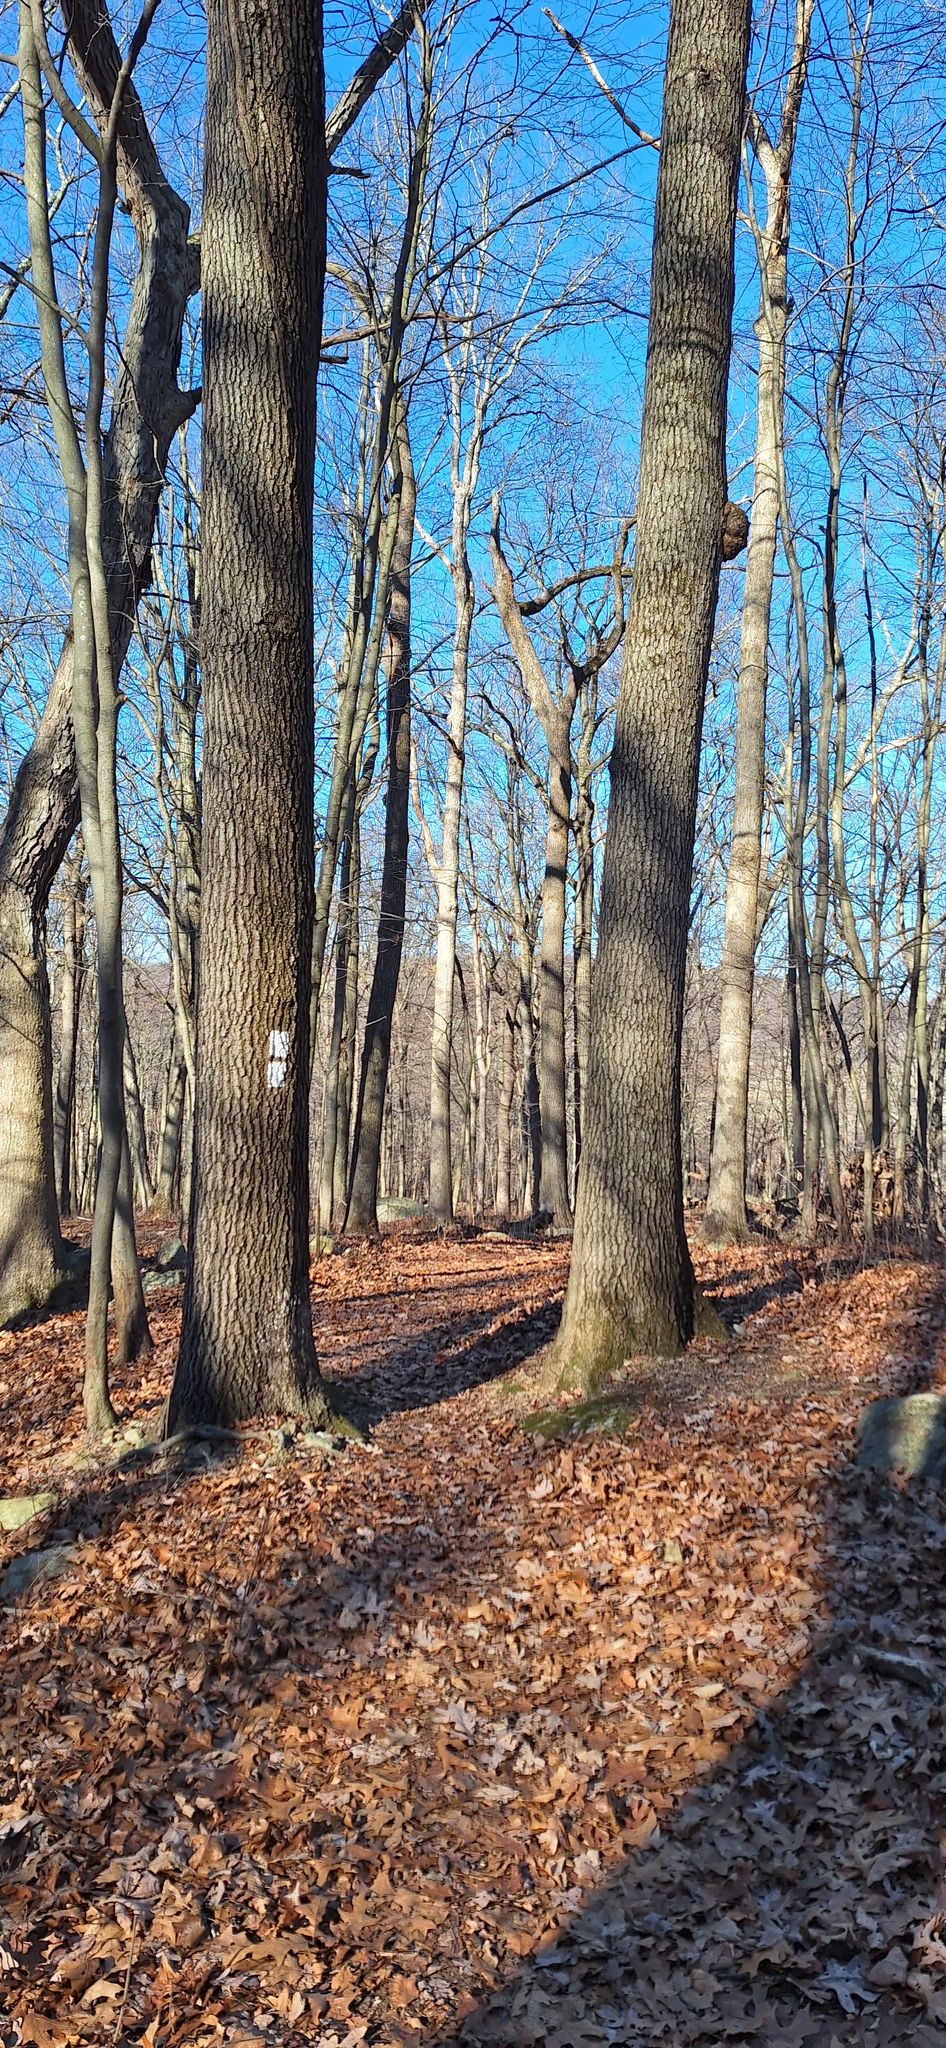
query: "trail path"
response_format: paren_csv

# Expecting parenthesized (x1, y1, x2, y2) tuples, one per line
(1, 1231, 945, 2044)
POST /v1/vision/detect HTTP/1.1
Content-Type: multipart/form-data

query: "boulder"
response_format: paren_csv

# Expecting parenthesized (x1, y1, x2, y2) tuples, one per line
(155, 1235, 186, 1272)
(143, 1268, 183, 1294)
(376, 1198, 430, 1225)
(856, 1393, 946, 1481)
(0, 1493, 56, 1533)
(0, 1541, 75, 1604)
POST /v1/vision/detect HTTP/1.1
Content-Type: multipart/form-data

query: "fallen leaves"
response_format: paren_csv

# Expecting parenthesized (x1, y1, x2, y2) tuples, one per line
(0, 1233, 945, 2043)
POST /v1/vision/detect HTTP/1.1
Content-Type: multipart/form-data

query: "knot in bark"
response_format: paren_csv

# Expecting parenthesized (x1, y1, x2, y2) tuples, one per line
(721, 500, 749, 561)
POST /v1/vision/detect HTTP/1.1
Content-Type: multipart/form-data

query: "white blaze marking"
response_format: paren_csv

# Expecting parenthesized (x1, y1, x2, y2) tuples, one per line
(267, 1029, 290, 1089)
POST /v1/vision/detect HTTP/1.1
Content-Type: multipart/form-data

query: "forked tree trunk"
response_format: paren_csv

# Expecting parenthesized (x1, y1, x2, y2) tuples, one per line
(554, 0, 750, 1383)
(168, 0, 330, 1431)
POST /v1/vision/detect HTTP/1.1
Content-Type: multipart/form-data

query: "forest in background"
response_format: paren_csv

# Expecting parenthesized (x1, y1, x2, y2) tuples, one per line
(3, 1, 946, 2042)
(2, 0, 946, 1355)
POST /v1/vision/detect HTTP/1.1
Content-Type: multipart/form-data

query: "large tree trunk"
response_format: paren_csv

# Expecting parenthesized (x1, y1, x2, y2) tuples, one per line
(345, 415, 416, 1233)
(168, 0, 329, 1431)
(554, 0, 750, 1383)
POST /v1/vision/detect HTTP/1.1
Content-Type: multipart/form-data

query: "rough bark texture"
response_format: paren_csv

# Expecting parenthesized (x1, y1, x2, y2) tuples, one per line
(555, 0, 750, 1381)
(168, 0, 328, 1430)
(345, 419, 416, 1234)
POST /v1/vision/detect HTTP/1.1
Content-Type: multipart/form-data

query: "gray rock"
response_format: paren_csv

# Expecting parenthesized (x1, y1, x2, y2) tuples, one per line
(143, 1268, 183, 1294)
(155, 1235, 186, 1272)
(856, 1393, 946, 1481)
(376, 1197, 430, 1225)
(0, 1541, 75, 1604)
(0, 1493, 56, 1533)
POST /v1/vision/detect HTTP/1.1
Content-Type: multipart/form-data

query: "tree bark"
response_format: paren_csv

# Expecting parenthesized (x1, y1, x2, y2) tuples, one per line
(345, 413, 416, 1232)
(705, 1, 811, 1243)
(54, 850, 86, 1217)
(554, 0, 750, 1381)
(168, 0, 329, 1430)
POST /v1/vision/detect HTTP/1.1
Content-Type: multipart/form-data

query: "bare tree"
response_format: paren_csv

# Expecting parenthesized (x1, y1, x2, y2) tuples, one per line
(554, 0, 750, 1382)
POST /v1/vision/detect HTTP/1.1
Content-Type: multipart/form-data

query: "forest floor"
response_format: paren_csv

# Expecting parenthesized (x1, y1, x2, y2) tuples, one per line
(1, 1225, 946, 2047)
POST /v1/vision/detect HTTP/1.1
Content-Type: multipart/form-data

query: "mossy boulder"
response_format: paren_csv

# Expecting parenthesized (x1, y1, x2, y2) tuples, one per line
(856, 1393, 946, 1481)
(0, 1493, 56, 1533)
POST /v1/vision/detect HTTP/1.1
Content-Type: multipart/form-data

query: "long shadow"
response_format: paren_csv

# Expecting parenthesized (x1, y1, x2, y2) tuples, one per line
(2, 1256, 945, 2044)
(426, 1259, 946, 2047)
(339, 1297, 565, 1423)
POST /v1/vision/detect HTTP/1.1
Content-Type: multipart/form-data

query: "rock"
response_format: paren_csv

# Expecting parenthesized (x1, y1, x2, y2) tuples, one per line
(856, 1393, 946, 1481)
(143, 1268, 183, 1294)
(155, 1236, 186, 1272)
(376, 1198, 430, 1225)
(0, 1541, 75, 1604)
(0, 1493, 56, 1533)
(60, 1243, 90, 1273)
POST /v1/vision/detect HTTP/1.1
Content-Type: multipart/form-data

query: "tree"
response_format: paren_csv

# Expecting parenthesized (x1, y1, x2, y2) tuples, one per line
(0, 0, 193, 1331)
(167, 0, 329, 1430)
(345, 405, 417, 1233)
(19, 0, 157, 1427)
(0, 0, 434, 1332)
(704, 0, 813, 1244)
(554, 0, 751, 1382)
(489, 496, 629, 1226)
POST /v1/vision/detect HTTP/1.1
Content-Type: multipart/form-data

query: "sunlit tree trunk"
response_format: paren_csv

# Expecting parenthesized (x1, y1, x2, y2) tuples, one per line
(705, 0, 812, 1241)
(169, 0, 330, 1430)
(555, 0, 750, 1381)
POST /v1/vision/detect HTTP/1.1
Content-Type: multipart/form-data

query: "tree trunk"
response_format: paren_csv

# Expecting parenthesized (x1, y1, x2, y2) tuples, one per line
(320, 785, 356, 1230)
(0, 882, 63, 1320)
(345, 413, 415, 1233)
(333, 811, 362, 1223)
(705, 296, 780, 1241)
(154, 1049, 186, 1216)
(705, 1, 811, 1242)
(0, 0, 193, 1327)
(538, 753, 572, 1225)
(55, 852, 86, 1218)
(123, 1027, 154, 1211)
(169, 0, 329, 1430)
(554, 0, 750, 1382)
(495, 1001, 516, 1220)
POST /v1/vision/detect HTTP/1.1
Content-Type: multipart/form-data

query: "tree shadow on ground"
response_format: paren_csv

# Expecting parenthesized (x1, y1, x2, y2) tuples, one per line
(425, 1260, 946, 2048)
(1, 1253, 945, 2044)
